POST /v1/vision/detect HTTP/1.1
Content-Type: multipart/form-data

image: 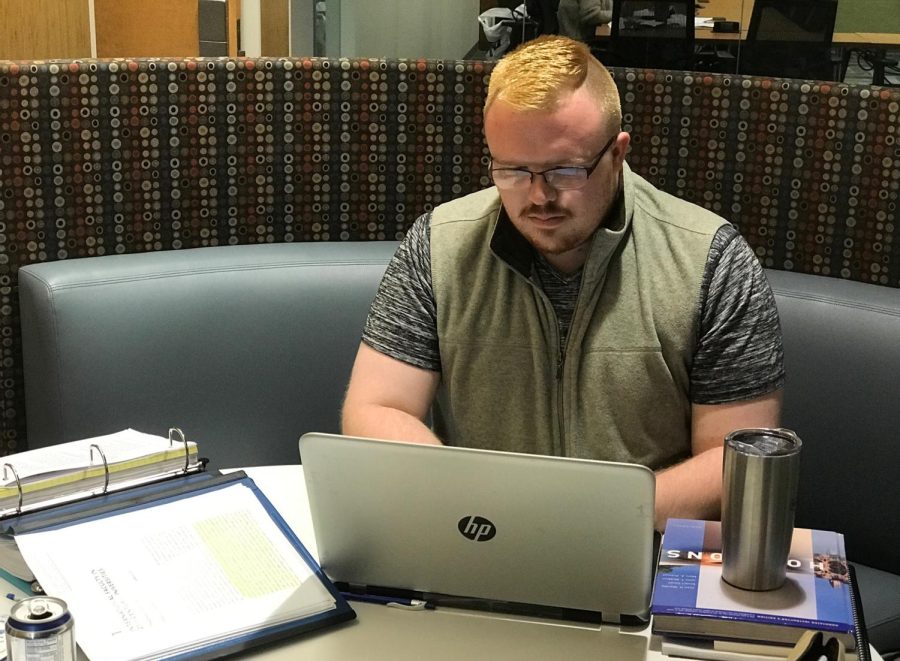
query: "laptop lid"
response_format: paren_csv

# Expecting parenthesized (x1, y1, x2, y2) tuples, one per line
(298, 433, 657, 623)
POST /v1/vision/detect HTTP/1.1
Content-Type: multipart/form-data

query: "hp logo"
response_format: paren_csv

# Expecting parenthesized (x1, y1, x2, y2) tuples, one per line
(458, 515, 497, 542)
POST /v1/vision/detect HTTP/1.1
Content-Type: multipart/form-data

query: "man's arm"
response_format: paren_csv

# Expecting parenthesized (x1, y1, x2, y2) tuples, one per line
(342, 212, 442, 444)
(653, 389, 783, 530)
(342, 342, 443, 445)
(662, 221, 785, 530)
(580, 0, 613, 25)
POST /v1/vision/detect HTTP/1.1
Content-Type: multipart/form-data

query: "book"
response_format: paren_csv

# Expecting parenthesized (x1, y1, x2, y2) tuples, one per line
(660, 636, 792, 660)
(13, 471, 355, 660)
(660, 634, 850, 660)
(0, 428, 204, 581)
(651, 519, 856, 652)
(846, 564, 873, 661)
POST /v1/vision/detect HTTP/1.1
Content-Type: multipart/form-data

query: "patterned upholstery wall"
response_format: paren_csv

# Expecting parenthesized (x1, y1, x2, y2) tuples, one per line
(0, 57, 898, 454)
(622, 72, 900, 282)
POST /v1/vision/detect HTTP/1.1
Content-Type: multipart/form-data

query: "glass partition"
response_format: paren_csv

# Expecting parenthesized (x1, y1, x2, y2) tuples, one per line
(308, 0, 481, 59)
(0, 0, 895, 85)
(308, 0, 897, 86)
(457, 0, 858, 82)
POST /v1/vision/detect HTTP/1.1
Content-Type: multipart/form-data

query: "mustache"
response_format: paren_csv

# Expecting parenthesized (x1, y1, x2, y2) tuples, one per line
(523, 203, 567, 217)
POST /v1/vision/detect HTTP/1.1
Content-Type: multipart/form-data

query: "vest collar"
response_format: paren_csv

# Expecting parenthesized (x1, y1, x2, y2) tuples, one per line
(489, 205, 535, 278)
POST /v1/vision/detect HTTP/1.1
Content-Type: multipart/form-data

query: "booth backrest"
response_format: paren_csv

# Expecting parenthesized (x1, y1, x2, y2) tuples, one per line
(16, 243, 900, 654)
(767, 270, 900, 573)
(769, 269, 900, 653)
(17, 244, 900, 574)
(17, 242, 397, 468)
(1, 57, 899, 456)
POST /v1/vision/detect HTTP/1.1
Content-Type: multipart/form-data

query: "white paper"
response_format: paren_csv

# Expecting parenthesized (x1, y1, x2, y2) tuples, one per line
(2, 429, 195, 485)
(226, 466, 319, 560)
(696, 17, 716, 28)
(16, 482, 335, 661)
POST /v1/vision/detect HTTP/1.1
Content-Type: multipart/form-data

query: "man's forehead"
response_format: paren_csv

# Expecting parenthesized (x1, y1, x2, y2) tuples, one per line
(485, 104, 611, 165)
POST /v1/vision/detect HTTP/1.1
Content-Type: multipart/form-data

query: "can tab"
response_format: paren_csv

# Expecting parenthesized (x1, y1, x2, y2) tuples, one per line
(26, 598, 54, 620)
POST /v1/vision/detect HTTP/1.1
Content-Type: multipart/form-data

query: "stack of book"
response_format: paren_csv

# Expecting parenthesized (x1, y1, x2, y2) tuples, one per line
(651, 519, 865, 661)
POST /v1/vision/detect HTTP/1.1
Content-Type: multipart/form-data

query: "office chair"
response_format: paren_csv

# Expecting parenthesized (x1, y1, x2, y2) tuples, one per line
(738, 0, 840, 81)
(609, 0, 695, 70)
(525, 0, 561, 35)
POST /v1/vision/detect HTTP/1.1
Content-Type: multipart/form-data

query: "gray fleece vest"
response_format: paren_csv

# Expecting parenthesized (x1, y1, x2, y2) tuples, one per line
(429, 164, 727, 469)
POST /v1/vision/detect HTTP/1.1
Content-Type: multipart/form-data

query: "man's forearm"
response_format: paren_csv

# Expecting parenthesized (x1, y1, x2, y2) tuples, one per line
(654, 446, 724, 531)
(341, 404, 443, 445)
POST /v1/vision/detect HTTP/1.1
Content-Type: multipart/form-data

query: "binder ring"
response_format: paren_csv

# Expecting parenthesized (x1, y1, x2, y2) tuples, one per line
(90, 443, 111, 494)
(168, 427, 191, 472)
(2, 463, 24, 515)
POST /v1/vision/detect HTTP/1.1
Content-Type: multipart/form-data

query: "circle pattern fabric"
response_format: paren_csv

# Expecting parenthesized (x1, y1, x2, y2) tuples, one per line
(0, 57, 898, 454)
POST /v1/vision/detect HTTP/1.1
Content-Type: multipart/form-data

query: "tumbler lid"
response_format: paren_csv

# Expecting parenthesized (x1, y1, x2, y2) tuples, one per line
(725, 428, 801, 456)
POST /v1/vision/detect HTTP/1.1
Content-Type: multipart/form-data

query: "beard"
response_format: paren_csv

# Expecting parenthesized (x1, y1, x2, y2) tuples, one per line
(514, 203, 595, 258)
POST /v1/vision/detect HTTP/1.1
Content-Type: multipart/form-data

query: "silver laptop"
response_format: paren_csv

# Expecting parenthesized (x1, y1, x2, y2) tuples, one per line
(298, 432, 657, 623)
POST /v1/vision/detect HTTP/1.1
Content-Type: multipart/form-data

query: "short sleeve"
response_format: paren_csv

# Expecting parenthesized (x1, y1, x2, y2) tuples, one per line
(361, 213, 441, 372)
(690, 225, 786, 404)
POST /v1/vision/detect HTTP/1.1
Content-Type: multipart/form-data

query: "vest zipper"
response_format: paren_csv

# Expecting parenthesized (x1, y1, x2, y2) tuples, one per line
(558, 273, 590, 458)
(531, 268, 577, 457)
(531, 278, 566, 456)
(556, 345, 567, 455)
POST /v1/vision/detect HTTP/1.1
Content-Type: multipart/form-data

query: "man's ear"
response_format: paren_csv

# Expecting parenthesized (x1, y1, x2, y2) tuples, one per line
(613, 132, 631, 166)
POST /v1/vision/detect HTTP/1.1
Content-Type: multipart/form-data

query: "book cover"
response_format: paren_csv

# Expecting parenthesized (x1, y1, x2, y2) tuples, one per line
(651, 519, 855, 650)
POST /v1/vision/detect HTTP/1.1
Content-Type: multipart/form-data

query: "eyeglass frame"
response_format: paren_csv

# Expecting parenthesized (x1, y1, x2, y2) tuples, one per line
(488, 134, 619, 191)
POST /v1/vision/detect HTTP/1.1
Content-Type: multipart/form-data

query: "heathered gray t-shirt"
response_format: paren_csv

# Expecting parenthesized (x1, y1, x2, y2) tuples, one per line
(363, 213, 784, 405)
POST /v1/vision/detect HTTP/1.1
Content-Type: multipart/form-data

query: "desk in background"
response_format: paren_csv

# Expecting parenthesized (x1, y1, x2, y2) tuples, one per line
(598, 0, 900, 43)
(235, 466, 884, 661)
(596, 0, 900, 82)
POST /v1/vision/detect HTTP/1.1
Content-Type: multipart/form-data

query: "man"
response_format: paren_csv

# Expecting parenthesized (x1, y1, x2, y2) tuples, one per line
(342, 36, 784, 531)
(557, 0, 612, 43)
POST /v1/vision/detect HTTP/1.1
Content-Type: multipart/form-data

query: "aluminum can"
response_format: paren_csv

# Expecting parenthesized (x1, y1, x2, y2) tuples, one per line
(5, 596, 75, 661)
(721, 428, 802, 591)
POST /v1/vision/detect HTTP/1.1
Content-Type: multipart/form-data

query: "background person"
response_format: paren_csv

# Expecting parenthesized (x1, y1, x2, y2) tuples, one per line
(557, 0, 612, 42)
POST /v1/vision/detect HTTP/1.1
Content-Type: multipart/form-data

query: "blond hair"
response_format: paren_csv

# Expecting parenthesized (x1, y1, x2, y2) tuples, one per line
(485, 36, 621, 132)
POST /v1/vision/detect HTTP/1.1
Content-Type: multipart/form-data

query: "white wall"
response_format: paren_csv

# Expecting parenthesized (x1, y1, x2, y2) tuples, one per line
(340, 0, 479, 59)
(242, 0, 263, 56)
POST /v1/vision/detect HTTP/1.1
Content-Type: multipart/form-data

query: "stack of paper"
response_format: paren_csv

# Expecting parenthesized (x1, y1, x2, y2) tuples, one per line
(0, 429, 200, 516)
(15, 476, 354, 660)
(0, 429, 204, 584)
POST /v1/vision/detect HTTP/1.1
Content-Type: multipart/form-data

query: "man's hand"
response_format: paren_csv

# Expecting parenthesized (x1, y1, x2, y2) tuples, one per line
(341, 343, 442, 445)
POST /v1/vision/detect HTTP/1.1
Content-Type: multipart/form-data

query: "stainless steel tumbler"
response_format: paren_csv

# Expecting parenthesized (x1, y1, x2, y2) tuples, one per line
(721, 428, 802, 591)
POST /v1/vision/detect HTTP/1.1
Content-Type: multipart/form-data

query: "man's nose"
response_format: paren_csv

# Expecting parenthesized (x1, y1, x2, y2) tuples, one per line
(527, 173, 557, 205)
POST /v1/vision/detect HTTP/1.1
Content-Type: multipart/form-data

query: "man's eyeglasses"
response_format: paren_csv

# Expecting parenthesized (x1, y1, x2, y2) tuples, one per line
(489, 135, 617, 191)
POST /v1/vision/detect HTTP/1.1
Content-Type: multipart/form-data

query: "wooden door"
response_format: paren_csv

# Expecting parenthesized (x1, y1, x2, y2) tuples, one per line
(0, 0, 91, 59)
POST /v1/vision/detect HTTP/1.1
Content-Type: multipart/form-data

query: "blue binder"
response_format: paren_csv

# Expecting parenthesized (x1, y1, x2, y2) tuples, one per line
(3, 470, 356, 659)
